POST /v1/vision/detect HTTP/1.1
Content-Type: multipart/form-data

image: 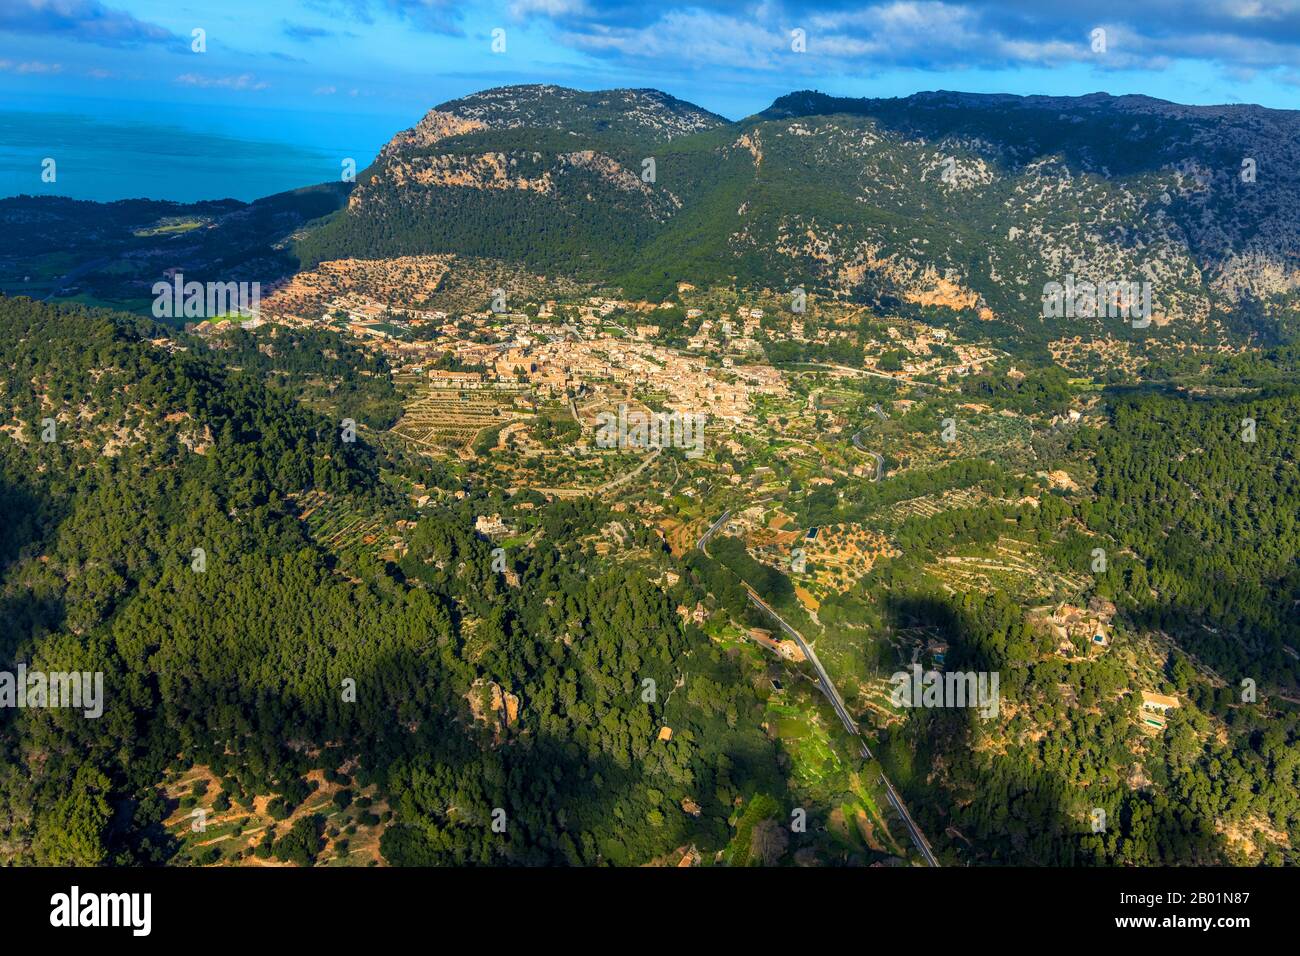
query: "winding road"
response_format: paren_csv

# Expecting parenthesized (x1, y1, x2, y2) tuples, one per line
(697, 510, 940, 866)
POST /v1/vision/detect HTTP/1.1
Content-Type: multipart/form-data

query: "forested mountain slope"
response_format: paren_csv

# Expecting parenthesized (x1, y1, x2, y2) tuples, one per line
(0, 182, 351, 314)
(0, 295, 787, 866)
(299, 84, 1300, 346)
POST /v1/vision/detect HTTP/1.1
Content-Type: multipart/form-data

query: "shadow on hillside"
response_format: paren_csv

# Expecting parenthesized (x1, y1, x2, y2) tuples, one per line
(0, 475, 63, 660)
(873, 590, 1234, 865)
(759, 90, 1243, 179)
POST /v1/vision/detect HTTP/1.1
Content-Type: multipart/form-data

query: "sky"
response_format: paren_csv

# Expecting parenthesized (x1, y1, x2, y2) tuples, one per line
(3, 0, 1300, 201)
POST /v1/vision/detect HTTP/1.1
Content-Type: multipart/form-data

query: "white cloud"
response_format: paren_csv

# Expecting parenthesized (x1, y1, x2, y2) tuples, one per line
(560, 11, 794, 71)
(510, 0, 589, 16)
(0, 59, 63, 73)
(175, 73, 269, 91)
(523, 0, 1300, 75)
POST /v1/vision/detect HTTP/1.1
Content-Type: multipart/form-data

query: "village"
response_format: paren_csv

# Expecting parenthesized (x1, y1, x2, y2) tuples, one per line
(233, 256, 1009, 464)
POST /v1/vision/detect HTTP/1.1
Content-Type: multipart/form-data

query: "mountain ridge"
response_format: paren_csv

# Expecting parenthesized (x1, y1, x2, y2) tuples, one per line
(7, 81, 1299, 349)
(293, 81, 1300, 347)
(760, 87, 1296, 120)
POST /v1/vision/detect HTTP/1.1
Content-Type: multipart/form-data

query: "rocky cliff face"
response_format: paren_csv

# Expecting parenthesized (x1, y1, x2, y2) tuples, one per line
(304, 84, 1300, 344)
(430, 84, 728, 141)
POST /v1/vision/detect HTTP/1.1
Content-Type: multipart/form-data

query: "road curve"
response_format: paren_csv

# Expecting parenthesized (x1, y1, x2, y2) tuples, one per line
(746, 587, 940, 866)
(697, 514, 939, 866)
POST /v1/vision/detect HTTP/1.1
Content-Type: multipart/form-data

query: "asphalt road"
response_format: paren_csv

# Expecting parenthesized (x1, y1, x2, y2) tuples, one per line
(698, 511, 940, 866)
(746, 586, 940, 866)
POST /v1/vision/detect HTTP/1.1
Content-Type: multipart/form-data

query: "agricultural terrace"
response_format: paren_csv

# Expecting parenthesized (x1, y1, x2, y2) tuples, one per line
(161, 763, 388, 867)
(392, 383, 522, 456)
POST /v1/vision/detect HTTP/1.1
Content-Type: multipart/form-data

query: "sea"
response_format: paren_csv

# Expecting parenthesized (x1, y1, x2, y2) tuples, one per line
(0, 96, 414, 205)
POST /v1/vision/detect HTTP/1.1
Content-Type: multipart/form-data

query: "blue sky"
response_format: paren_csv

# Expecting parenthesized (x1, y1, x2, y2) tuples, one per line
(3, 1, 1300, 201)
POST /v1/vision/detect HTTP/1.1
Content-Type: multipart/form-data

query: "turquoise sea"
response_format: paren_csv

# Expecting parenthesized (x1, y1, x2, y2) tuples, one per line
(0, 97, 413, 204)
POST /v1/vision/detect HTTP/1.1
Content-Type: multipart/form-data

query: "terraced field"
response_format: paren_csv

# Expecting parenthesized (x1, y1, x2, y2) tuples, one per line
(887, 411, 1035, 474)
(890, 486, 1004, 520)
(161, 764, 388, 867)
(296, 491, 391, 557)
(926, 535, 1089, 603)
(799, 523, 898, 596)
(391, 385, 519, 454)
(765, 694, 908, 861)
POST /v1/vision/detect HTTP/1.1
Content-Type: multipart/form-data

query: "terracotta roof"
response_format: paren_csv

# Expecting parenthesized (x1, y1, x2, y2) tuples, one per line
(1141, 691, 1180, 709)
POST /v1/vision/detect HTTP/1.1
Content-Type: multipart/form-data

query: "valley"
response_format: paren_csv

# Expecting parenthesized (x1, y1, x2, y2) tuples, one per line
(2, 82, 1299, 870)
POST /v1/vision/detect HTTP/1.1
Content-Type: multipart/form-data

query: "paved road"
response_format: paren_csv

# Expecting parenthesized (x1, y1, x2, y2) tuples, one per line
(880, 772, 940, 866)
(697, 515, 939, 866)
(848, 434, 885, 481)
(43, 256, 111, 301)
(696, 509, 732, 554)
(697, 515, 848, 731)
(850, 404, 888, 480)
(800, 362, 957, 393)
(744, 585, 860, 738)
(745, 588, 940, 866)
(596, 447, 661, 494)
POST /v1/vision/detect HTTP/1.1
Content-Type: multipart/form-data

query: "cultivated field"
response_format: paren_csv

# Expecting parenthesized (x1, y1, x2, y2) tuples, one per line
(391, 384, 519, 455)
